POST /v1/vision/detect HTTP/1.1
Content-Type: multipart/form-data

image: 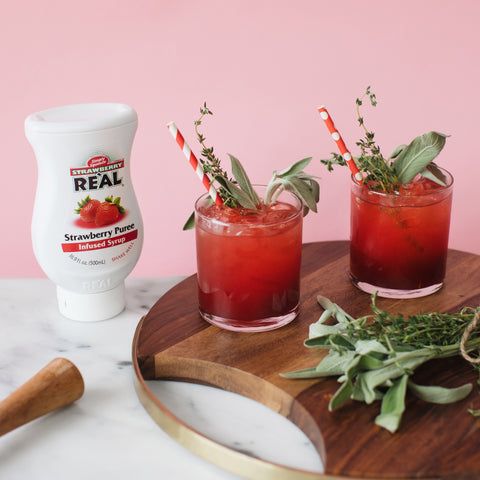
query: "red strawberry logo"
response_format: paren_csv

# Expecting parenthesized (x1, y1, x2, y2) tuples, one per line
(75, 197, 101, 222)
(75, 195, 125, 226)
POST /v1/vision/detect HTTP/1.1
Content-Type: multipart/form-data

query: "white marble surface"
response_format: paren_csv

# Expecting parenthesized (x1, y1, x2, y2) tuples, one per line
(0, 277, 323, 480)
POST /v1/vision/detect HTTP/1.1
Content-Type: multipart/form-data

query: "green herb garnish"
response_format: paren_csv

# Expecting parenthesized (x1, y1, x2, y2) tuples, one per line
(321, 87, 449, 192)
(183, 103, 320, 229)
(194, 104, 242, 209)
(282, 294, 480, 433)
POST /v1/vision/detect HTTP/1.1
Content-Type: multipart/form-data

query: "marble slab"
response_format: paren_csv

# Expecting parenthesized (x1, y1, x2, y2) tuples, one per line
(0, 277, 323, 479)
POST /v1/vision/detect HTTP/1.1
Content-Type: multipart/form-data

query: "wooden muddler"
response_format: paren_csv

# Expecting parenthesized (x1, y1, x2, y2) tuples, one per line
(0, 357, 84, 436)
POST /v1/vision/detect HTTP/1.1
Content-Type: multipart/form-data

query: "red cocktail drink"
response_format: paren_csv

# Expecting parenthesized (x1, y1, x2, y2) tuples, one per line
(195, 187, 303, 331)
(350, 169, 453, 298)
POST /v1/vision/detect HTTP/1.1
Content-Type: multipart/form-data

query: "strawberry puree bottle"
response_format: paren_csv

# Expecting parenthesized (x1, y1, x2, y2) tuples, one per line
(25, 103, 143, 321)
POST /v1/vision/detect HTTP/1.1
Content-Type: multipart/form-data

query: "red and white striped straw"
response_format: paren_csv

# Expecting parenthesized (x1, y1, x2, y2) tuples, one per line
(317, 106, 363, 184)
(167, 121, 223, 205)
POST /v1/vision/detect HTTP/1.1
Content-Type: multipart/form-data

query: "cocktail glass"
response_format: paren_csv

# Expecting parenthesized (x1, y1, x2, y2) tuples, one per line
(350, 169, 453, 298)
(195, 186, 303, 332)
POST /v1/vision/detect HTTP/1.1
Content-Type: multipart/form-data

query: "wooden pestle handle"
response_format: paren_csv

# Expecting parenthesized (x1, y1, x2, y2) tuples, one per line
(0, 357, 84, 436)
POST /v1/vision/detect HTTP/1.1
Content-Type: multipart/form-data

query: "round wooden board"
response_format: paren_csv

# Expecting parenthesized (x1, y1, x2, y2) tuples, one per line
(132, 241, 480, 479)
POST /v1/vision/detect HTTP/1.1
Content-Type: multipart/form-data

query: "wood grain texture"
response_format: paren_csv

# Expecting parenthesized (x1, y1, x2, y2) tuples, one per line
(0, 358, 84, 436)
(134, 241, 480, 479)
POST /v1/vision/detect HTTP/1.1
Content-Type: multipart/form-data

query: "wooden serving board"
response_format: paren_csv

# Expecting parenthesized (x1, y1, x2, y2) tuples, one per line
(132, 241, 480, 479)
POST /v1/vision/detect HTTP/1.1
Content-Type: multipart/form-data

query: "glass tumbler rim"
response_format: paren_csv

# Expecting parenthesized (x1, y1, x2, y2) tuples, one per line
(194, 184, 304, 229)
(350, 166, 454, 198)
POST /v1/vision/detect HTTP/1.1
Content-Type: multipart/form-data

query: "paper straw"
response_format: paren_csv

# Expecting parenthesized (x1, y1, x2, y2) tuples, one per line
(167, 121, 223, 205)
(317, 106, 363, 184)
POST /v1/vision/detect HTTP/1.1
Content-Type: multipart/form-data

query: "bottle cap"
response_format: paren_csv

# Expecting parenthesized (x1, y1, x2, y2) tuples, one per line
(25, 103, 137, 135)
(56, 283, 126, 322)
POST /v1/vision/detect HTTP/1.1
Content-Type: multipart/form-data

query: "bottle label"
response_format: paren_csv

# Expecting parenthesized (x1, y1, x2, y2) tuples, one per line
(60, 154, 139, 266)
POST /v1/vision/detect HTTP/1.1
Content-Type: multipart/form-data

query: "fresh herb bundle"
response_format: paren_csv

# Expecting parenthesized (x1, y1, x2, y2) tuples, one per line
(282, 294, 480, 433)
(320, 87, 449, 192)
(183, 103, 320, 229)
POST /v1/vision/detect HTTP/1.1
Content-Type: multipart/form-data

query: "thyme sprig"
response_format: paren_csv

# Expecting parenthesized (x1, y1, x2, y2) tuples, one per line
(320, 87, 449, 192)
(354, 87, 398, 191)
(282, 294, 480, 433)
(195, 103, 239, 209)
(346, 295, 479, 349)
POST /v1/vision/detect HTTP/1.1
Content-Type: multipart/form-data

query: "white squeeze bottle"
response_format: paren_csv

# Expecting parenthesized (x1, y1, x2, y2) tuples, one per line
(25, 103, 143, 321)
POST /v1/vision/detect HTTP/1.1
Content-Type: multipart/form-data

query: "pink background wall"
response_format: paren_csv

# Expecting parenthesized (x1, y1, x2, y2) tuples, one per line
(2, 0, 479, 278)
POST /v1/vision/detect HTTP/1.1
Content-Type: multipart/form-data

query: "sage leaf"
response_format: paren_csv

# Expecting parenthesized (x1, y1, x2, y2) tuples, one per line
(357, 353, 387, 370)
(329, 378, 354, 411)
(420, 162, 447, 186)
(264, 179, 282, 204)
(264, 159, 320, 216)
(316, 295, 356, 325)
(355, 351, 434, 403)
(306, 323, 345, 339)
(303, 176, 320, 204)
(316, 350, 357, 375)
(329, 355, 363, 410)
(280, 366, 325, 379)
(276, 157, 313, 177)
(316, 295, 339, 315)
(303, 335, 336, 348)
(392, 131, 448, 184)
(407, 380, 472, 404)
(280, 176, 318, 213)
(355, 339, 389, 356)
(354, 372, 378, 404)
(228, 154, 260, 205)
(352, 383, 384, 402)
(281, 350, 356, 379)
(305, 334, 355, 350)
(375, 374, 409, 433)
(182, 211, 195, 230)
(215, 176, 257, 209)
(295, 176, 320, 217)
(389, 144, 407, 160)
